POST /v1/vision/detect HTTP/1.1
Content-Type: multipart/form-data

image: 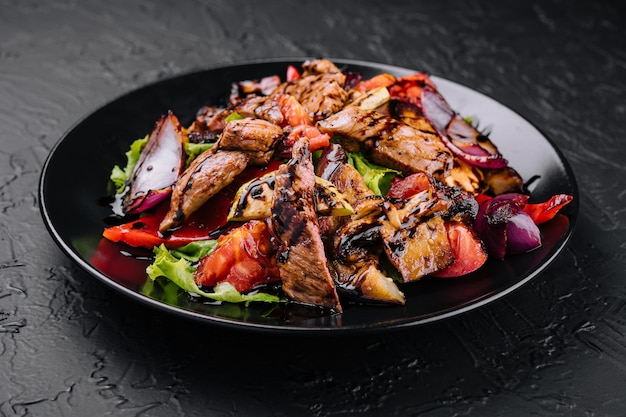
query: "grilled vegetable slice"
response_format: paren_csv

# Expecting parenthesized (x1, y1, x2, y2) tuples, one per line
(227, 173, 354, 221)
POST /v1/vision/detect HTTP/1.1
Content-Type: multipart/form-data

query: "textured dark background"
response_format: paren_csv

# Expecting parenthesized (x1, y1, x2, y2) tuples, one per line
(1, 0, 625, 416)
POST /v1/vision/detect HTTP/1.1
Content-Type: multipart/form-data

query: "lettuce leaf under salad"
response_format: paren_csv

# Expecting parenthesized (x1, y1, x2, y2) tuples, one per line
(347, 152, 401, 196)
(110, 135, 148, 194)
(146, 242, 283, 305)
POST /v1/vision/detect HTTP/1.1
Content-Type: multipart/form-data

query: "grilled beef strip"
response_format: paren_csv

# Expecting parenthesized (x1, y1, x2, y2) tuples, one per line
(317, 105, 454, 180)
(217, 118, 284, 165)
(232, 95, 285, 126)
(380, 214, 454, 281)
(271, 138, 342, 312)
(159, 148, 249, 233)
(273, 59, 348, 122)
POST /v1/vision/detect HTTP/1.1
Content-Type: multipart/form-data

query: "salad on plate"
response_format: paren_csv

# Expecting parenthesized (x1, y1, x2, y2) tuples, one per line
(100, 58, 573, 314)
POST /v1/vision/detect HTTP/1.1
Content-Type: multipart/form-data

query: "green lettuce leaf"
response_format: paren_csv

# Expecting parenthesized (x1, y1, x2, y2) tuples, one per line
(184, 142, 213, 166)
(347, 152, 401, 196)
(169, 240, 218, 263)
(224, 112, 244, 122)
(110, 135, 149, 194)
(146, 243, 282, 305)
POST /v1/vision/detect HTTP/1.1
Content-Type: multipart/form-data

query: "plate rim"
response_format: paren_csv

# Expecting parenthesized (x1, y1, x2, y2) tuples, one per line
(39, 57, 579, 334)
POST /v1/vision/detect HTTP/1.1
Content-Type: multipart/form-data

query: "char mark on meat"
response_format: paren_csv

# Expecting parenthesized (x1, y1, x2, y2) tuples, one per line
(315, 143, 374, 244)
(217, 118, 284, 165)
(271, 138, 342, 312)
(317, 106, 454, 179)
(274, 59, 348, 122)
(232, 95, 285, 126)
(159, 149, 249, 233)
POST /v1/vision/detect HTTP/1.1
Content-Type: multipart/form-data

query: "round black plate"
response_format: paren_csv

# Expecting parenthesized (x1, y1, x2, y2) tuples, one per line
(39, 58, 578, 333)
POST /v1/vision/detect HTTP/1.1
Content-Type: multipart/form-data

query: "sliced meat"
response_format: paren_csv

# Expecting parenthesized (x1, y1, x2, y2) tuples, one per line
(274, 59, 348, 122)
(317, 106, 454, 179)
(159, 149, 249, 233)
(217, 118, 284, 165)
(379, 215, 454, 282)
(233, 95, 285, 126)
(271, 138, 342, 312)
(316, 143, 373, 204)
(187, 106, 231, 143)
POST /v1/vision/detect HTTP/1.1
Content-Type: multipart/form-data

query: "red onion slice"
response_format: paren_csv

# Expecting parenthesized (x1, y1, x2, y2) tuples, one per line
(474, 196, 541, 260)
(124, 112, 186, 215)
(421, 87, 508, 169)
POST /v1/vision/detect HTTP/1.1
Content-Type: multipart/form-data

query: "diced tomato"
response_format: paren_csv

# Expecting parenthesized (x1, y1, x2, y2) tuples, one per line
(386, 172, 432, 199)
(279, 124, 331, 156)
(523, 194, 573, 225)
(277, 94, 312, 127)
(286, 65, 300, 81)
(354, 73, 397, 92)
(432, 222, 488, 278)
(194, 220, 280, 292)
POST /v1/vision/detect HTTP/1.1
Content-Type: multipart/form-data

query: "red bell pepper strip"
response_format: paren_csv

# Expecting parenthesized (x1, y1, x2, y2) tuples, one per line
(523, 194, 573, 225)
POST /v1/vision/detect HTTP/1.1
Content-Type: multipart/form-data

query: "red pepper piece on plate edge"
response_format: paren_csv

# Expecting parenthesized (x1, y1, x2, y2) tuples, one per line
(476, 193, 574, 225)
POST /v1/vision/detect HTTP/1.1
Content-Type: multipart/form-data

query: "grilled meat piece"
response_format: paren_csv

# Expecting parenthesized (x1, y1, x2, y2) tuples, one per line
(187, 106, 231, 143)
(317, 106, 454, 179)
(232, 96, 285, 126)
(380, 215, 454, 282)
(271, 138, 342, 312)
(274, 59, 348, 122)
(316, 143, 373, 204)
(159, 149, 249, 233)
(217, 118, 284, 165)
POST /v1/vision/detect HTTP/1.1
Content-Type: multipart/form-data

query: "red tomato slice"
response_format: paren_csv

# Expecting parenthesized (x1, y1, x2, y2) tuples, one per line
(277, 94, 312, 127)
(278, 124, 331, 156)
(194, 220, 280, 292)
(387, 172, 432, 199)
(432, 222, 488, 278)
(286, 65, 300, 81)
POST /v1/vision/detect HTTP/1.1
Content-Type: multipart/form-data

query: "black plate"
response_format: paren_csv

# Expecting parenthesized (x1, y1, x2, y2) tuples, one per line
(39, 59, 578, 333)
